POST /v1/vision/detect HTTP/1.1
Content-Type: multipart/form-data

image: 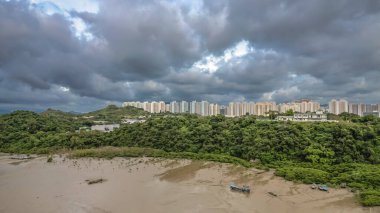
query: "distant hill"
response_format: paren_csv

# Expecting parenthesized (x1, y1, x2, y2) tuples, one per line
(0, 105, 149, 136)
(40, 105, 149, 123)
(0, 110, 81, 134)
(83, 105, 149, 123)
(40, 108, 77, 117)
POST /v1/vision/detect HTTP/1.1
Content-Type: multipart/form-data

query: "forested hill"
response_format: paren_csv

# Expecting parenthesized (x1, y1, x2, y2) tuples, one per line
(0, 105, 150, 150)
(1, 108, 379, 163)
(39, 105, 148, 122)
(111, 114, 380, 164)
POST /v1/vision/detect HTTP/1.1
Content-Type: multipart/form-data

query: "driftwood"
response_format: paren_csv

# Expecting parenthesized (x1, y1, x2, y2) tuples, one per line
(86, 178, 106, 185)
(268, 191, 278, 197)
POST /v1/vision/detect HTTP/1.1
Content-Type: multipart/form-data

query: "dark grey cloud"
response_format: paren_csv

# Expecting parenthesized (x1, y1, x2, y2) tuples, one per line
(198, 0, 380, 88)
(82, 0, 202, 81)
(0, 0, 380, 113)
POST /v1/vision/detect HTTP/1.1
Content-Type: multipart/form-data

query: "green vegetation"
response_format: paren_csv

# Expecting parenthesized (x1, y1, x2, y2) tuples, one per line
(1, 107, 380, 206)
(272, 162, 380, 205)
(275, 166, 330, 184)
(69, 147, 252, 167)
(360, 190, 380, 206)
(83, 105, 148, 122)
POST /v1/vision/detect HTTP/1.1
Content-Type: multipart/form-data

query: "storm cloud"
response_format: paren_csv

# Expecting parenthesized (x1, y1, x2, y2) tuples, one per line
(1, 0, 380, 112)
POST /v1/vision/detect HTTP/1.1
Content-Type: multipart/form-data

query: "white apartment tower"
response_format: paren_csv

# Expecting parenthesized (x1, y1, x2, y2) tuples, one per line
(329, 99, 348, 115)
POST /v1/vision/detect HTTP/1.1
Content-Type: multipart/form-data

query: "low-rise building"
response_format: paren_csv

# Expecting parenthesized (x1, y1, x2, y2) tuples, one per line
(91, 124, 120, 132)
(121, 119, 146, 124)
(76, 126, 91, 133)
(363, 111, 380, 117)
(277, 111, 328, 122)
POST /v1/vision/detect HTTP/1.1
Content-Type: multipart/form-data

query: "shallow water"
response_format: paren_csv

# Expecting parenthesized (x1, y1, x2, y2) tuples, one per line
(0, 155, 378, 213)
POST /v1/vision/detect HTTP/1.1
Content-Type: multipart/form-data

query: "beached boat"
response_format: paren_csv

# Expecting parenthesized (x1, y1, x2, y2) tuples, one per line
(10, 155, 31, 160)
(311, 183, 318, 189)
(229, 182, 250, 193)
(318, 185, 329, 192)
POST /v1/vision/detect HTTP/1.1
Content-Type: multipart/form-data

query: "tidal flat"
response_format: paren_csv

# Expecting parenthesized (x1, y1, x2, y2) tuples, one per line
(0, 154, 378, 213)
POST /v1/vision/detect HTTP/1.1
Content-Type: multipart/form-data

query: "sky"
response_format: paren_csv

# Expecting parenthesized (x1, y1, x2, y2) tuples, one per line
(1, 0, 380, 113)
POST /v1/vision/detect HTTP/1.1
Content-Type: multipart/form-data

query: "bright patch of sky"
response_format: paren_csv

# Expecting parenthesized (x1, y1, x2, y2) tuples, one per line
(260, 86, 300, 101)
(70, 17, 94, 40)
(29, 0, 98, 41)
(193, 40, 253, 73)
(59, 86, 70, 92)
(192, 40, 278, 74)
(30, 0, 98, 13)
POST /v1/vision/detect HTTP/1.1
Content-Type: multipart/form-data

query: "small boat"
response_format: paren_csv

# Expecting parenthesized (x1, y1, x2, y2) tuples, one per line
(318, 185, 329, 192)
(311, 183, 318, 189)
(229, 182, 250, 193)
(10, 155, 31, 160)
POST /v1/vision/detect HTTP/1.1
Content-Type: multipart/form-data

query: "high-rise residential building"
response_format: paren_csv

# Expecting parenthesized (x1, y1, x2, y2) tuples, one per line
(170, 101, 180, 113)
(374, 104, 380, 112)
(329, 99, 348, 115)
(220, 105, 227, 115)
(279, 102, 301, 113)
(123, 100, 379, 117)
(226, 102, 256, 117)
(294, 99, 321, 113)
(227, 102, 234, 117)
(254, 102, 277, 116)
(339, 100, 349, 114)
(233, 102, 241, 116)
(200, 101, 209, 116)
(349, 103, 363, 116)
(244, 102, 253, 116)
(180, 101, 189, 113)
(249, 102, 255, 115)
(195, 101, 202, 115)
(150, 101, 157, 113)
(143, 101, 151, 112)
(349, 103, 380, 116)
(158, 101, 165, 113)
(228, 102, 238, 117)
(209, 103, 220, 116)
(365, 104, 379, 113)
(188, 101, 208, 115)
(190, 101, 196, 114)
(329, 99, 338, 114)
(122, 101, 144, 108)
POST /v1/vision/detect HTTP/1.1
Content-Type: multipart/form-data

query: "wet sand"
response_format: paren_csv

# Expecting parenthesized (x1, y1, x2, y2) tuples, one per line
(0, 154, 378, 213)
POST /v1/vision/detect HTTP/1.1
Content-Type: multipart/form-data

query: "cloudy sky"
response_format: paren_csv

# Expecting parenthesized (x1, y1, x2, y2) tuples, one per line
(1, 0, 380, 112)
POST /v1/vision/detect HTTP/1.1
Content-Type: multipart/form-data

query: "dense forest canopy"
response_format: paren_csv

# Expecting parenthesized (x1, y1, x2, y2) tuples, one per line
(1, 108, 379, 164)
(0, 106, 380, 205)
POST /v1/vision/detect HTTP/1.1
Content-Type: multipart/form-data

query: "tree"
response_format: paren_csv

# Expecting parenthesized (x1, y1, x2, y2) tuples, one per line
(285, 109, 294, 116)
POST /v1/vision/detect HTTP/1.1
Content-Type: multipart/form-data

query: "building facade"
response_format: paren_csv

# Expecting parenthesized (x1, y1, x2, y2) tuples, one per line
(277, 111, 328, 122)
(329, 99, 348, 115)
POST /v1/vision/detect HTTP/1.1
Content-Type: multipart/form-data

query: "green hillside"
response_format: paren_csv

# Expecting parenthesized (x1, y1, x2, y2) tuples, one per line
(83, 105, 148, 122)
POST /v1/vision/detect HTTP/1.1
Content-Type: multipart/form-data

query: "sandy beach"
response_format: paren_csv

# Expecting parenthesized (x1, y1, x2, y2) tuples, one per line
(0, 154, 378, 213)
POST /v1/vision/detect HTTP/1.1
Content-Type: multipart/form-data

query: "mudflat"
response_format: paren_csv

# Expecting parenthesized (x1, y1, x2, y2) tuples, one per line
(0, 154, 377, 213)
